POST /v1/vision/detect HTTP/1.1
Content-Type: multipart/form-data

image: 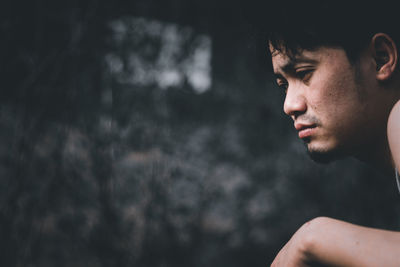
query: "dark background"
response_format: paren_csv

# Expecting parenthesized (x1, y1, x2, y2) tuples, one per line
(1, 1, 399, 266)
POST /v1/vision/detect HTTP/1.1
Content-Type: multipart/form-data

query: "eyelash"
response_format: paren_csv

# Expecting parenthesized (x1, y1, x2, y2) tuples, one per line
(277, 69, 314, 93)
(278, 81, 288, 92)
(295, 69, 313, 81)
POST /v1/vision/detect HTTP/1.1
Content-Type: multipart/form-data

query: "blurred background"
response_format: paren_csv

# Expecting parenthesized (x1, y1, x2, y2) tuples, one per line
(1, 0, 400, 266)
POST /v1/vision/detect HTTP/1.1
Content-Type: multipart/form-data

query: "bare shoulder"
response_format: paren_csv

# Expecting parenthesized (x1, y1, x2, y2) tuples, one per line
(387, 100, 400, 168)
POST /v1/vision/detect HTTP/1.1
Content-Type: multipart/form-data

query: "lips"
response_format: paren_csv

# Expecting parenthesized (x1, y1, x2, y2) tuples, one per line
(294, 123, 317, 139)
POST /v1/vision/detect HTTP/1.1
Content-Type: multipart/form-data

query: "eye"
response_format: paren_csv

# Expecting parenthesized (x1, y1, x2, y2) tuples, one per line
(295, 69, 314, 82)
(276, 79, 288, 93)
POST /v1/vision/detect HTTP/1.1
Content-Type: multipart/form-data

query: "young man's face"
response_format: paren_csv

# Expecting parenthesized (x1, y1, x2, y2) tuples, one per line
(271, 46, 386, 162)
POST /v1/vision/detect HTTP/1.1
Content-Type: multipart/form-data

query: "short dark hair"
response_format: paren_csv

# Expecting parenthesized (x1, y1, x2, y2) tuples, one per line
(266, 1, 400, 63)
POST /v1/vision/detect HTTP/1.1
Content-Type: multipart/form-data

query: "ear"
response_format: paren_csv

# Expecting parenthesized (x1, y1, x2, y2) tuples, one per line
(371, 33, 398, 81)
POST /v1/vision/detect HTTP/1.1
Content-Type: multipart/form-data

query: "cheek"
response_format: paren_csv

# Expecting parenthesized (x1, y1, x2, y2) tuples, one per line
(308, 70, 361, 124)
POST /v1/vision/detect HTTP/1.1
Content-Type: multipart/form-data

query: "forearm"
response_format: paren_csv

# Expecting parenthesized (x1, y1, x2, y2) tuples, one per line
(305, 217, 400, 267)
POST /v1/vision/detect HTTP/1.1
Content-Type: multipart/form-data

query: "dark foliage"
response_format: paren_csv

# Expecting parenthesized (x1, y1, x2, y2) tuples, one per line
(0, 1, 398, 266)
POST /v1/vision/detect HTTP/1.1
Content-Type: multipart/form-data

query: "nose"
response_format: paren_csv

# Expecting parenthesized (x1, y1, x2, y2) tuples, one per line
(283, 85, 307, 119)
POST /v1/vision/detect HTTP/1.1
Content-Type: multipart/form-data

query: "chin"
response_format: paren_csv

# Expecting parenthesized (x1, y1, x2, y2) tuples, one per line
(305, 140, 344, 164)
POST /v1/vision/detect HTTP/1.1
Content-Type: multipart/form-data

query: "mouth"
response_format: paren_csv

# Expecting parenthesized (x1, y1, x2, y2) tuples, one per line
(294, 123, 317, 139)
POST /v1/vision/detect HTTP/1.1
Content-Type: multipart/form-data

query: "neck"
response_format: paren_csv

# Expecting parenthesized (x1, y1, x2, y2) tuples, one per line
(356, 85, 400, 177)
(354, 131, 395, 177)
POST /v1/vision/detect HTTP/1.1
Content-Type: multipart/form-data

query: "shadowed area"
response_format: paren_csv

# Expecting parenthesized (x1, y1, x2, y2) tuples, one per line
(0, 1, 399, 266)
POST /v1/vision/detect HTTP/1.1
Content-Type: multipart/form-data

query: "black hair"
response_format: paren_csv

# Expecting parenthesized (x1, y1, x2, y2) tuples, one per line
(265, 0, 400, 64)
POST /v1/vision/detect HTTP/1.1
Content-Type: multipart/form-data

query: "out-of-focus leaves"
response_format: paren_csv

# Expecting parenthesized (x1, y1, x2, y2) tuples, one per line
(0, 1, 399, 267)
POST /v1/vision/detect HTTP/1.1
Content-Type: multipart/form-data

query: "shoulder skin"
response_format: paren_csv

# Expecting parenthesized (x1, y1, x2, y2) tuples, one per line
(388, 100, 400, 170)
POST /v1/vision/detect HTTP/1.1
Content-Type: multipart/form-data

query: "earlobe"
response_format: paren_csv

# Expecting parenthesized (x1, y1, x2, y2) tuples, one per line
(372, 33, 398, 81)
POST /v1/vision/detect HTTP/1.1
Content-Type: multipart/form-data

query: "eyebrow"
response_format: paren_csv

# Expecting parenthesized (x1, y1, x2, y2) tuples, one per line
(273, 57, 318, 78)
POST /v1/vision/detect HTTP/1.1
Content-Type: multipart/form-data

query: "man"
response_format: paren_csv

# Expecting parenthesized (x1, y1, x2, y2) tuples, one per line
(265, 1, 400, 266)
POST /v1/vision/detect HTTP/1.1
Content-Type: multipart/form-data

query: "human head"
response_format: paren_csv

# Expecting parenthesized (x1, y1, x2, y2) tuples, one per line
(267, 0, 400, 164)
(267, 1, 400, 65)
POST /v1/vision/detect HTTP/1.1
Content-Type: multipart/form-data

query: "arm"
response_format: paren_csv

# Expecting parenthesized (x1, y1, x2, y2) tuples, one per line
(271, 217, 400, 267)
(388, 99, 400, 170)
(272, 101, 400, 266)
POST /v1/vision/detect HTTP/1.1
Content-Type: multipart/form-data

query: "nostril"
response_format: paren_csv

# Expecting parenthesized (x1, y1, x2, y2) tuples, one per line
(293, 111, 304, 120)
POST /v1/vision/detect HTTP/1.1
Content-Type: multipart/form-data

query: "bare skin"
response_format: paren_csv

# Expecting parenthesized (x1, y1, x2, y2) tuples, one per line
(271, 217, 400, 267)
(270, 33, 400, 266)
(388, 100, 400, 169)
